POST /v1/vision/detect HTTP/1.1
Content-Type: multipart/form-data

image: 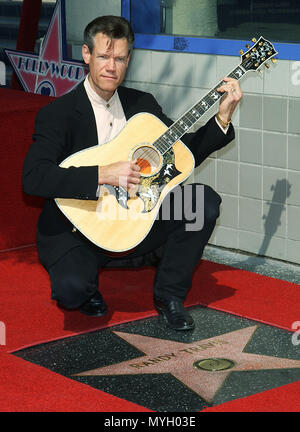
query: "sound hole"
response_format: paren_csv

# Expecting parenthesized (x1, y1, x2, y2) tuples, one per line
(132, 145, 162, 176)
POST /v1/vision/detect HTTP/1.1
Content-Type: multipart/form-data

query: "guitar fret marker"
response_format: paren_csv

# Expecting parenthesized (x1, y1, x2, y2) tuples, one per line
(201, 101, 209, 110)
(210, 91, 219, 101)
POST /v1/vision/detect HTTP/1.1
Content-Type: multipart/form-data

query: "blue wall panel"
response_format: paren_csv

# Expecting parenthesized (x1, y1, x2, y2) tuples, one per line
(122, 0, 300, 60)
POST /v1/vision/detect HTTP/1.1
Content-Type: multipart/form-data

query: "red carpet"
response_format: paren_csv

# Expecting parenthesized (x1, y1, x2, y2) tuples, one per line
(1, 246, 300, 411)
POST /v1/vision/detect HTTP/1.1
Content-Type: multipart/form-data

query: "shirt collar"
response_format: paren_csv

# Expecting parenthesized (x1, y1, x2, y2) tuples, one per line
(84, 74, 117, 108)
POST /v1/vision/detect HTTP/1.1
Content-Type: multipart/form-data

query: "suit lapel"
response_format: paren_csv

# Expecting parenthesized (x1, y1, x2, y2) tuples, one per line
(118, 86, 139, 120)
(72, 81, 98, 149)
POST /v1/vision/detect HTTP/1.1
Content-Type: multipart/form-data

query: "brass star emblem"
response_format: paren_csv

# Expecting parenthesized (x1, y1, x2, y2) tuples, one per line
(75, 326, 300, 402)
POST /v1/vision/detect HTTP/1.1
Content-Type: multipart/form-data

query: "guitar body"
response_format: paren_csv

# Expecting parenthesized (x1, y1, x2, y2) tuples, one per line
(56, 113, 195, 252)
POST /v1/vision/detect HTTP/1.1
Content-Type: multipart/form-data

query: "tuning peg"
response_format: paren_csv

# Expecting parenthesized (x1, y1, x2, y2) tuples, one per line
(265, 63, 270, 69)
(271, 58, 277, 64)
(246, 44, 250, 49)
(239, 49, 244, 55)
(252, 37, 257, 43)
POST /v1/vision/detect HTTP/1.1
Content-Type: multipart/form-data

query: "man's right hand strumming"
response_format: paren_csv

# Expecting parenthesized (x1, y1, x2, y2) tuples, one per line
(98, 159, 141, 190)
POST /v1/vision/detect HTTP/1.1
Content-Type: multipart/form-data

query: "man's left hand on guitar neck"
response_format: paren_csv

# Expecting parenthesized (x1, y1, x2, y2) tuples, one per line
(216, 77, 243, 128)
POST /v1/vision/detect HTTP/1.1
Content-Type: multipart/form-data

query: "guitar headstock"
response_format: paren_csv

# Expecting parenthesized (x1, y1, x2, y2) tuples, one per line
(239, 36, 278, 73)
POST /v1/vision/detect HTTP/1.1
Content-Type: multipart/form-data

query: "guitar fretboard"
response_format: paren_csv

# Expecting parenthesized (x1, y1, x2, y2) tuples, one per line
(153, 65, 246, 154)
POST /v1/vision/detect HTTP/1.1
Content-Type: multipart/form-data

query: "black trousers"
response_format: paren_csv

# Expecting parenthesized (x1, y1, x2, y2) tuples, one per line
(49, 184, 221, 308)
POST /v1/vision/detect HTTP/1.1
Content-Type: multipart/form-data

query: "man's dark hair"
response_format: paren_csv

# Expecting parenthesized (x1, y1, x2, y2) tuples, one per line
(84, 15, 135, 54)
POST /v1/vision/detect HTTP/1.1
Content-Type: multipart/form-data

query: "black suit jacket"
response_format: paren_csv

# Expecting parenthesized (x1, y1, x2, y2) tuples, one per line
(23, 82, 234, 268)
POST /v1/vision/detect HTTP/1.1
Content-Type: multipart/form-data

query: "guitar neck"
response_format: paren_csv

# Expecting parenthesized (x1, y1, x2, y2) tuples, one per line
(153, 64, 247, 154)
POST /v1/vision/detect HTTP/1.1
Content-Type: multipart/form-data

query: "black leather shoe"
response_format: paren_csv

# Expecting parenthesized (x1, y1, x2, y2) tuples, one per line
(79, 291, 108, 317)
(154, 296, 195, 331)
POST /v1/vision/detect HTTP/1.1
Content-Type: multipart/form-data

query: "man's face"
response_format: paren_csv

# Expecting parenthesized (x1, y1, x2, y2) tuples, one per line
(82, 32, 130, 101)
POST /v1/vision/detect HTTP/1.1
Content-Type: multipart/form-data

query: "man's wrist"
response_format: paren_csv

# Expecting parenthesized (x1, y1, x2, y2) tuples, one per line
(98, 165, 104, 185)
(216, 112, 231, 129)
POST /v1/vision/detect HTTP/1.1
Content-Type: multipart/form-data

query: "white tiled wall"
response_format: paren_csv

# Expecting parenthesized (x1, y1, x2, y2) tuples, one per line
(124, 48, 300, 265)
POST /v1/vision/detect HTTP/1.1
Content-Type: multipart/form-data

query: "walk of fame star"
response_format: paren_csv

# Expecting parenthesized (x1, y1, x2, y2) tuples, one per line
(4, 0, 87, 97)
(75, 325, 300, 402)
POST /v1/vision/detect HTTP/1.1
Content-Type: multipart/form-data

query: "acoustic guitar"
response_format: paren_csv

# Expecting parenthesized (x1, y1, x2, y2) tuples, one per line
(56, 37, 278, 252)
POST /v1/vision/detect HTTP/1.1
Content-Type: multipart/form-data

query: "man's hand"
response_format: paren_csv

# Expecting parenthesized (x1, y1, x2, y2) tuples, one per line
(217, 77, 243, 124)
(98, 159, 141, 190)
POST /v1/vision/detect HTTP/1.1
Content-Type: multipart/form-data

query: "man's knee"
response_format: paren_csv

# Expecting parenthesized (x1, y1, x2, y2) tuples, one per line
(181, 183, 221, 231)
(203, 184, 222, 224)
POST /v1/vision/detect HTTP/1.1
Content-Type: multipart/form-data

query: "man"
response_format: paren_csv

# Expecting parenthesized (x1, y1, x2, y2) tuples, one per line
(22, 16, 242, 331)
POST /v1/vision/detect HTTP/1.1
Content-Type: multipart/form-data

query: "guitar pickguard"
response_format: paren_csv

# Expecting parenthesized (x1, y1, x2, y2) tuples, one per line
(137, 149, 181, 213)
(102, 184, 130, 209)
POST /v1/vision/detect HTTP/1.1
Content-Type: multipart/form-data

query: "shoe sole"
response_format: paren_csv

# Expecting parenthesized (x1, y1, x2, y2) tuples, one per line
(79, 307, 108, 317)
(58, 301, 108, 317)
